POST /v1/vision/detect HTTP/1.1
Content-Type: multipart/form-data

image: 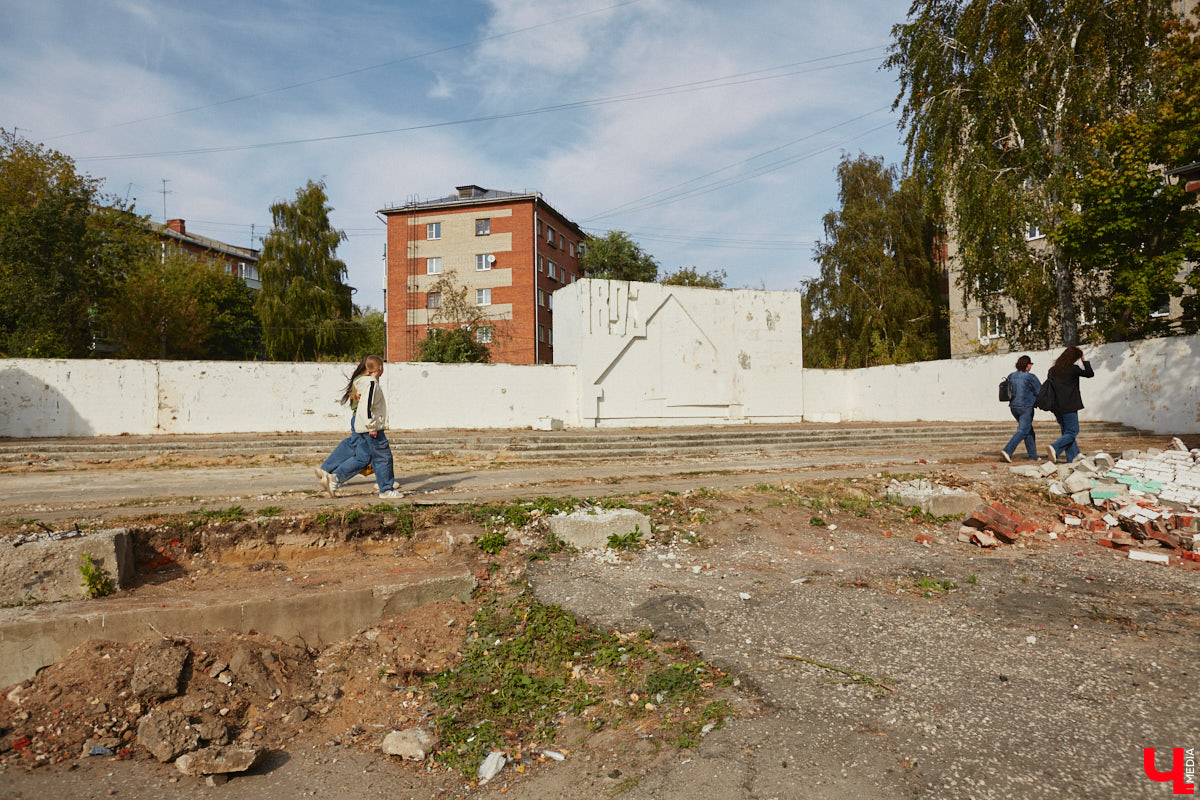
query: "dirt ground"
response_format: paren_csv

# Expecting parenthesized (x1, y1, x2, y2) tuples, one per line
(0, 436, 1197, 799)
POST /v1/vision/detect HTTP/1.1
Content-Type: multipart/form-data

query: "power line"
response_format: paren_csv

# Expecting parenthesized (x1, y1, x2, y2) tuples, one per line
(78, 50, 888, 162)
(581, 105, 893, 222)
(44, 0, 647, 142)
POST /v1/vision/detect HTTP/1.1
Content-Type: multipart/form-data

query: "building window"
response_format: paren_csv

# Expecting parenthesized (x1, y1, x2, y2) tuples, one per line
(537, 219, 543, 237)
(476, 326, 492, 343)
(547, 226, 555, 244)
(559, 234, 565, 249)
(547, 328, 553, 346)
(476, 288, 492, 305)
(426, 222, 441, 240)
(1150, 293, 1171, 318)
(427, 291, 441, 309)
(426, 256, 442, 275)
(568, 243, 575, 258)
(547, 262, 556, 280)
(539, 324, 545, 342)
(547, 293, 553, 311)
(475, 218, 490, 236)
(237, 262, 259, 281)
(978, 313, 1006, 341)
(538, 256, 544, 273)
(1026, 222, 1044, 241)
(476, 253, 493, 271)
(538, 289, 545, 307)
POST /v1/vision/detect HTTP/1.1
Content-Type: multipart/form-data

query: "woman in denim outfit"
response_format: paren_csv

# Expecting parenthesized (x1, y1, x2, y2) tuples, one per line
(1046, 346, 1094, 463)
(1000, 354, 1041, 462)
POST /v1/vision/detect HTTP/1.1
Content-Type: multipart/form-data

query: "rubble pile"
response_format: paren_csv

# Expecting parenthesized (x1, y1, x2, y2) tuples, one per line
(995, 438, 1200, 565)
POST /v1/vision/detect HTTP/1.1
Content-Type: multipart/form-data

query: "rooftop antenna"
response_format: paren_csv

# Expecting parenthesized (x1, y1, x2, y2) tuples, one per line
(159, 179, 173, 222)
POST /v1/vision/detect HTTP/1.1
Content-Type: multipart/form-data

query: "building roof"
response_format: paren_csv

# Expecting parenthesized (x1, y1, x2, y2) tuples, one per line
(379, 185, 585, 237)
(147, 219, 259, 262)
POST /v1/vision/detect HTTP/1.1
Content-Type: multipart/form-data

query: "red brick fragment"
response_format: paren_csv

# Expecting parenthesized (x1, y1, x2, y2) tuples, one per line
(914, 533, 933, 545)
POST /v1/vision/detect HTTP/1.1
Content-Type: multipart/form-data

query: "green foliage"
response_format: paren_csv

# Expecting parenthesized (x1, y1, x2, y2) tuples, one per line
(660, 267, 727, 288)
(0, 129, 145, 357)
(256, 179, 354, 360)
(809, 516, 826, 527)
(103, 246, 262, 359)
(607, 526, 646, 551)
(78, 554, 115, 598)
(257, 506, 283, 517)
(187, 505, 247, 523)
(886, 0, 1173, 346)
(908, 575, 958, 598)
(580, 230, 659, 282)
(804, 153, 947, 368)
(476, 529, 508, 554)
(415, 326, 490, 363)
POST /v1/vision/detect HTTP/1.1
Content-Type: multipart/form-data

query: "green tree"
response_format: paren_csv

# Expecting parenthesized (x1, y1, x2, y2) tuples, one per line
(197, 266, 263, 360)
(1052, 17, 1200, 339)
(256, 179, 353, 360)
(803, 154, 946, 368)
(886, 0, 1172, 347)
(580, 230, 659, 282)
(0, 129, 145, 357)
(104, 247, 212, 359)
(414, 271, 492, 363)
(660, 267, 727, 288)
(349, 307, 386, 358)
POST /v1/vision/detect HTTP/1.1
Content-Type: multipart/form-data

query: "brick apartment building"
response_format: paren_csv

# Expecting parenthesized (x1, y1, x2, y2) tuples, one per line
(380, 186, 586, 364)
(150, 218, 261, 290)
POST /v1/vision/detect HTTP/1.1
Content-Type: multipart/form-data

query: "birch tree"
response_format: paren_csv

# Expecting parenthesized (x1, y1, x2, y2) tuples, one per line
(886, 0, 1172, 346)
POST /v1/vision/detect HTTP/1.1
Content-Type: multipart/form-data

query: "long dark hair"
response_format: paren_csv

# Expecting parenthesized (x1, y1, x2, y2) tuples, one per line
(1049, 346, 1083, 377)
(340, 355, 382, 405)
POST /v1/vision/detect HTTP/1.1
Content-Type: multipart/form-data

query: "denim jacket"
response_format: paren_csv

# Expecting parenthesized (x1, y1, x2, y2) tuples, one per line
(1007, 369, 1042, 408)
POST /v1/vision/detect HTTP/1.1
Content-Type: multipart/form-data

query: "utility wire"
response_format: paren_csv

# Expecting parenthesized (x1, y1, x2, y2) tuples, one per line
(79, 51, 887, 162)
(45, 0, 646, 141)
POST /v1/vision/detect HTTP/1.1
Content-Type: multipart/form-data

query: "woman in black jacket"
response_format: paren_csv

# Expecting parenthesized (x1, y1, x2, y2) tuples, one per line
(1046, 346, 1094, 463)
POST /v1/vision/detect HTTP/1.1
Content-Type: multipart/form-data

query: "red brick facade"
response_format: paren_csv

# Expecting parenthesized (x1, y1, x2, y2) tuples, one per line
(380, 187, 585, 364)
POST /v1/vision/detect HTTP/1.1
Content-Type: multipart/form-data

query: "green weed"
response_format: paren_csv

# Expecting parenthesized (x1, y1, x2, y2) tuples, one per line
(79, 554, 115, 598)
(608, 525, 646, 551)
(187, 505, 247, 523)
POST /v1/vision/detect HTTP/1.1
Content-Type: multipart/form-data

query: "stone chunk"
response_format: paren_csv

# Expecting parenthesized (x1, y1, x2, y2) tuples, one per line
(547, 508, 652, 550)
(131, 640, 190, 702)
(137, 708, 200, 763)
(381, 727, 438, 760)
(175, 745, 263, 776)
(886, 481, 983, 517)
(228, 645, 282, 701)
(0, 528, 133, 605)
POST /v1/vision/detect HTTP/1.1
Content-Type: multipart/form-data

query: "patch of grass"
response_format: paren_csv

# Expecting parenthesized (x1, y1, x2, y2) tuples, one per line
(837, 496, 877, 518)
(257, 506, 283, 517)
(809, 516, 827, 527)
(907, 576, 958, 598)
(476, 529, 509, 554)
(187, 505, 247, 523)
(966, 573, 978, 585)
(528, 530, 574, 561)
(672, 699, 732, 748)
(79, 554, 115, 598)
(608, 525, 646, 551)
(644, 662, 704, 700)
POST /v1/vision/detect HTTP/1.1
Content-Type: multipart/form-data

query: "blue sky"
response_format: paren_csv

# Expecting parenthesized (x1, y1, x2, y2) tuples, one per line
(0, 0, 911, 310)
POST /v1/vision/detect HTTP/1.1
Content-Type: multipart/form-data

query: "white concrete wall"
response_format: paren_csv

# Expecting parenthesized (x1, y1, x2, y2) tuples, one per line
(0, 359, 577, 437)
(554, 279, 805, 427)
(802, 335, 1200, 434)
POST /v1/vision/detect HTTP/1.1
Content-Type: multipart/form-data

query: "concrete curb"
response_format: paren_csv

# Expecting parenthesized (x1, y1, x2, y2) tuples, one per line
(0, 569, 475, 687)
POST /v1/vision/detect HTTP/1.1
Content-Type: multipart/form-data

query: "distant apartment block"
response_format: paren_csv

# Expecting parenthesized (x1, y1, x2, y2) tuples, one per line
(380, 186, 586, 364)
(150, 219, 261, 290)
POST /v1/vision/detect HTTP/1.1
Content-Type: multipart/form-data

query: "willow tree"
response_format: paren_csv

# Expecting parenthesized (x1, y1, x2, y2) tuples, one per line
(886, 0, 1173, 346)
(803, 153, 946, 368)
(256, 179, 352, 360)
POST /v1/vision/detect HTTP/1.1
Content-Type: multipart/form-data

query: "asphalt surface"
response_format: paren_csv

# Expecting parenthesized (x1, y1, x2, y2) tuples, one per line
(1, 427, 1196, 800)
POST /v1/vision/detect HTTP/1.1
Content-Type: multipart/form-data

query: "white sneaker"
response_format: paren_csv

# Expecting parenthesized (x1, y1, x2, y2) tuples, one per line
(378, 489, 405, 499)
(1000, 450, 1011, 463)
(314, 468, 331, 494)
(1046, 444, 1058, 462)
(326, 473, 340, 498)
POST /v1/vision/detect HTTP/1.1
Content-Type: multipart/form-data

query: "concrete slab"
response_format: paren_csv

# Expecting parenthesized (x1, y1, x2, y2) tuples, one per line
(0, 529, 133, 605)
(547, 508, 652, 550)
(0, 568, 474, 688)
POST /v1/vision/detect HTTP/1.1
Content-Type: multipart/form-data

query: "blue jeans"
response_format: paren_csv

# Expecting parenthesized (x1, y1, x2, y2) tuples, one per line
(1004, 405, 1038, 459)
(1051, 411, 1080, 461)
(332, 431, 395, 493)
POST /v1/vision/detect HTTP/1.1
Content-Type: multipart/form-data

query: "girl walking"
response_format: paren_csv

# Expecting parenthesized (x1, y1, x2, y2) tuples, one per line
(1045, 346, 1094, 463)
(315, 355, 404, 499)
(1000, 354, 1041, 462)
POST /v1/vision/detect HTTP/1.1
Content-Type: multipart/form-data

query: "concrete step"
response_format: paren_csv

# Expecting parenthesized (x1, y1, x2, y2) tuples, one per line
(0, 422, 1154, 464)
